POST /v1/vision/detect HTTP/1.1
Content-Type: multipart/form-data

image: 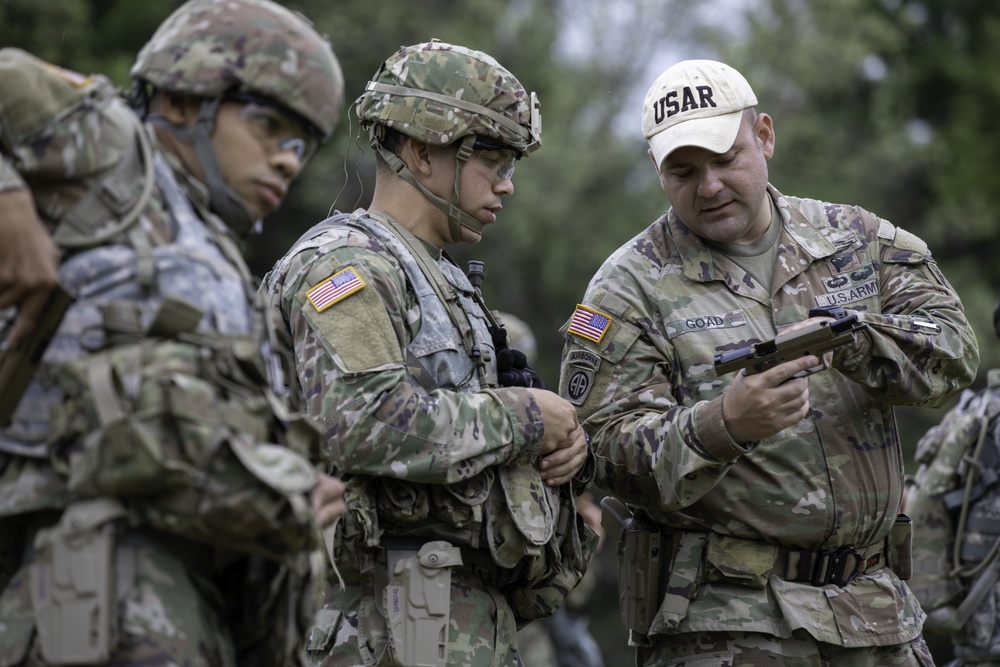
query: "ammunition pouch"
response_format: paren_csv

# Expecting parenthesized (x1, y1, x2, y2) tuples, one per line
(504, 483, 598, 624)
(373, 463, 595, 625)
(48, 336, 321, 561)
(887, 513, 913, 581)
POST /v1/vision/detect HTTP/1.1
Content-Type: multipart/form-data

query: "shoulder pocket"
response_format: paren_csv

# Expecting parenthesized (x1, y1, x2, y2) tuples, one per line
(877, 218, 929, 264)
(300, 261, 404, 374)
(559, 302, 642, 408)
(0, 49, 96, 144)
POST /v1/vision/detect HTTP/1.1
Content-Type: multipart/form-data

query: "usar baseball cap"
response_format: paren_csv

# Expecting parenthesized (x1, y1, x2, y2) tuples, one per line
(642, 59, 757, 169)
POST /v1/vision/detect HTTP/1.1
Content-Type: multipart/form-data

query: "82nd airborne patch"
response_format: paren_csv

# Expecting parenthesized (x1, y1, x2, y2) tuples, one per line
(564, 350, 601, 406)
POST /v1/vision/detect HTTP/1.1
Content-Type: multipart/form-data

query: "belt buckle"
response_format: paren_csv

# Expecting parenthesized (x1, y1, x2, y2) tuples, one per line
(827, 545, 862, 587)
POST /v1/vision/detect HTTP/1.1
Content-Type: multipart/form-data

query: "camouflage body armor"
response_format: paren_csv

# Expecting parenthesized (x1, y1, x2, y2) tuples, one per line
(905, 368, 1000, 664)
(269, 210, 595, 666)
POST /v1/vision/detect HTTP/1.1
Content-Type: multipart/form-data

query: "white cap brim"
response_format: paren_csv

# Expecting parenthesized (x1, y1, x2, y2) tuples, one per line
(648, 108, 744, 170)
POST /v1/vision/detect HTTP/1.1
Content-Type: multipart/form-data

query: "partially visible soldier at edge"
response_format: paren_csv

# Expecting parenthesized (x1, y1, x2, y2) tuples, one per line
(905, 298, 1000, 666)
(263, 41, 597, 667)
(558, 58, 978, 666)
(0, 1, 347, 665)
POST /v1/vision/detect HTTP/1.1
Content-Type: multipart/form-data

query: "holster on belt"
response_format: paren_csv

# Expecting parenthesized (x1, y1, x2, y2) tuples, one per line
(30, 498, 126, 665)
(600, 496, 664, 636)
(379, 539, 462, 667)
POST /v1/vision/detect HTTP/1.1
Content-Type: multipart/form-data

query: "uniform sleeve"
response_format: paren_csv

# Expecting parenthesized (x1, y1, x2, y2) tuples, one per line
(0, 156, 27, 193)
(837, 219, 979, 408)
(557, 275, 743, 511)
(275, 239, 543, 484)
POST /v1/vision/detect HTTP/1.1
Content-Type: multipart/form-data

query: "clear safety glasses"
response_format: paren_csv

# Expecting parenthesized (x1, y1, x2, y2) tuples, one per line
(230, 93, 320, 163)
(471, 138, 519, 180)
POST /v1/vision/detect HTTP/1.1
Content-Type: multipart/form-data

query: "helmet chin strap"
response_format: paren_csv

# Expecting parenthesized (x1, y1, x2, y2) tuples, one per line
(373, 134, 484, 244)
(146, 97, 259, 236)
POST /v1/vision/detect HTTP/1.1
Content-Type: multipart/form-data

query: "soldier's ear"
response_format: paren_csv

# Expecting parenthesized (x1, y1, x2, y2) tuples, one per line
(154, 91, 201, 126)
(400, 137, 435, 177)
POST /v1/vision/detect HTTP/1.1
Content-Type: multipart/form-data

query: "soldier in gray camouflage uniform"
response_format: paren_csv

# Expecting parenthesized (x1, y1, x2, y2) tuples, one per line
(558, 59, 979, 666)
(0, 1, 346, 665)
(263, 41, 597, 667)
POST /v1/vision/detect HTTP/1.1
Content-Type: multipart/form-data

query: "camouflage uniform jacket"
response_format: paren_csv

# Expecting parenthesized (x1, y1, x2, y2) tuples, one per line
(558, 185, 978, 647)
(264, 209, 571, 568)
(0, 48, 316, 550)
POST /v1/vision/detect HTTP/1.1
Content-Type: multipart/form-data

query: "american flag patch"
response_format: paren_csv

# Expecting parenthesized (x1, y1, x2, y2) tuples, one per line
(568, 305, 612, 343)
(306, 266, 365, 312)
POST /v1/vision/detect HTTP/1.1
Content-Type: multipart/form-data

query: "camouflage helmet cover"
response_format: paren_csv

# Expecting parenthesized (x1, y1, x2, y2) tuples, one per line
(131, 0, 344, 138)
(355, 40, 542, 155)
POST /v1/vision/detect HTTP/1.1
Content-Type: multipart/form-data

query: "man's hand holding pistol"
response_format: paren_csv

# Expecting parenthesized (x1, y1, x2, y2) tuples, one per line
(713, 307, 868, 444)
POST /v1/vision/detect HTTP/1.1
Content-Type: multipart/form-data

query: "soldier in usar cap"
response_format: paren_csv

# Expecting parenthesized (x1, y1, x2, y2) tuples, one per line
(558, 58, 978, 666)
(0, 1, 346, 665)
(263, 40, 597, 667)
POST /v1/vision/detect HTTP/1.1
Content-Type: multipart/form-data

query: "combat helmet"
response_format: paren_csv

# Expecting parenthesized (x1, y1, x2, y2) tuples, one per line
(355, 40, 542, 243)
(131, 0, 344, 234)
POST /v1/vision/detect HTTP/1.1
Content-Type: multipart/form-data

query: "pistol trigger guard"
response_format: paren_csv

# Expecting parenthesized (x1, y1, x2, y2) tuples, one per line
(788, 356, 831, 380)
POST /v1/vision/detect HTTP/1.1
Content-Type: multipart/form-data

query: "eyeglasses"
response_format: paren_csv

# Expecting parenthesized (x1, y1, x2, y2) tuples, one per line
(471, 138, 519, 180)
(229, 93, 320, 163)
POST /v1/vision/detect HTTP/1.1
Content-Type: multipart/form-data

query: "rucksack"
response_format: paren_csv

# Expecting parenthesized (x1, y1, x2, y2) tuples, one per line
(904, 368, 1000, 634)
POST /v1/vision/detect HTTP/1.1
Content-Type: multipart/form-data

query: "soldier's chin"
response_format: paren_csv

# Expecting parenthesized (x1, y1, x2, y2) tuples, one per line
(459, 226, 485, 245)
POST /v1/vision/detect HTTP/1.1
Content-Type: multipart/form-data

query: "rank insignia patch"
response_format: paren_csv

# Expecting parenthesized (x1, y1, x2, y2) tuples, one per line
(307, 266, 365, 312)
(567, 304, 612, 343)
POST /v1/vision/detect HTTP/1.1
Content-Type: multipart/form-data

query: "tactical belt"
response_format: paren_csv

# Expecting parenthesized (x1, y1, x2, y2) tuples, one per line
(772, 541, 887, 587)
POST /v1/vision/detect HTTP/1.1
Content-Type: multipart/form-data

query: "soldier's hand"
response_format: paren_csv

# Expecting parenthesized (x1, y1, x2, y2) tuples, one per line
(575, 492, 606, 549)
(311, 473, 347, 528)
(722, 354, 818, 444)
(528, 388, 589, 486)
(0, 190, 59, 350)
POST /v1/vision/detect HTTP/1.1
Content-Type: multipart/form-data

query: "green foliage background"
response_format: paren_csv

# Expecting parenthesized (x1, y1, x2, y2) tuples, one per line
(4, 0, 997, 662)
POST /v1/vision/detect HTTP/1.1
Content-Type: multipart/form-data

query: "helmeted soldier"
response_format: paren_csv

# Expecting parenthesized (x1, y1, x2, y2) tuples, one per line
(263, 40, 597, 667)
(0, 1, 346, 665)
(905, 299, 1000, 666)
